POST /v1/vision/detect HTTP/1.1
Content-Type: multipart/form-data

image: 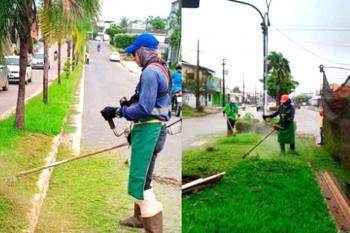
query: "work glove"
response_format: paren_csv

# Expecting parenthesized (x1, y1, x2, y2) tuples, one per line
(273, 124, 281, 130)
(100, 106, 122, 121)
(262, 115, 267, 121)
(120, 97, 128, 107)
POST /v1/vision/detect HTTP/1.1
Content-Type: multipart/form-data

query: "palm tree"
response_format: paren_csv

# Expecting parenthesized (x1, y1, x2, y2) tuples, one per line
(267, 51, 291, 105)
(0, 0, 37, 129)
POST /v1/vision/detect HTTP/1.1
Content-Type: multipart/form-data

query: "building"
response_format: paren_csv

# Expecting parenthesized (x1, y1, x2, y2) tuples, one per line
(182, 61, 221, 108)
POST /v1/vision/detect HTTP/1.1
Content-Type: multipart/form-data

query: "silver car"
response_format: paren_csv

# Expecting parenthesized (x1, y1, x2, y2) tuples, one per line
(32, 53, 50, 69)
(5, 56, 32, 83)
(0, 65, 9, 91)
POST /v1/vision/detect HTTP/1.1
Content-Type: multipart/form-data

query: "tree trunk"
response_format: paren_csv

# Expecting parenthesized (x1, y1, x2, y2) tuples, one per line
(67, 39, 71, 68)
(72, 41, 76, 70)
(43, 39, 49, 103)
(276, 76, 281, 105)
(15, 37, 29, 129)
(58, 40, 61, 84)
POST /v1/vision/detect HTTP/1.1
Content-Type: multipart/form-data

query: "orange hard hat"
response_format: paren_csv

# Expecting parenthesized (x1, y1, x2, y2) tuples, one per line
(280, 94, 289, 103)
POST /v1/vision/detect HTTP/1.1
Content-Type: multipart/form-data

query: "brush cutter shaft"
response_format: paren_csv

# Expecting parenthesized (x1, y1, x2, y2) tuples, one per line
(242, 129, 275, 159)
(16, 142, 129, 178)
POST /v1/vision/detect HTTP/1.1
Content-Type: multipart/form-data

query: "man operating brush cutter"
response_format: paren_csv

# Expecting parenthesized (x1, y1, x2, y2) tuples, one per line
(263, 94, 297, 154)
(101, 33, 171, 233)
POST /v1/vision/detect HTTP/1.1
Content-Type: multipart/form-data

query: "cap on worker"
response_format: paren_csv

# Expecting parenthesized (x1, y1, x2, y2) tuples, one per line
(280, 94, 290, 103)
(124, 33, 159, 54)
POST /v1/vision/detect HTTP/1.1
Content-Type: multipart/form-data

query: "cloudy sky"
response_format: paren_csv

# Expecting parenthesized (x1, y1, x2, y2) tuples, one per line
(182, 0, 350, 94)
(100, 0, 174, 22)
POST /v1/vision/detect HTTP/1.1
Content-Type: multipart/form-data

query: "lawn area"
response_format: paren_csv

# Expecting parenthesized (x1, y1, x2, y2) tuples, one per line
(182, 104, 210, 118)
(0, 65, 83, 232)
(182, 132, 350, 233)
(35, 146, 137, 233)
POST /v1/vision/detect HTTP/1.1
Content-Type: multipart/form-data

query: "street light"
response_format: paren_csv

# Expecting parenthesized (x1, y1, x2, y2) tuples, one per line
(227, 0, 271, 115)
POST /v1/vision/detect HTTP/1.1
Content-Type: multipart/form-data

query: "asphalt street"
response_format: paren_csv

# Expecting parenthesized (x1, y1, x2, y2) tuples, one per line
(81, 41, 181, 233)
(183, 106, 320, 149)
(0, 44, 67, 118)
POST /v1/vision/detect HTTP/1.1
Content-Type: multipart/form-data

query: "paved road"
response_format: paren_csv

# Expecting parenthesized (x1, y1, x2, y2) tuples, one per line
(183, 106, 320, 149)
(81, 41, 181, 233)
(0, 44, 67, 118)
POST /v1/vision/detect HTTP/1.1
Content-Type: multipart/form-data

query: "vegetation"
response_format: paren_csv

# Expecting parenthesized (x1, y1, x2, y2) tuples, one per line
(293, 94, 311, 104)
(0, 65, 83, 231)
(232, 86, 241, 93)
(266, 51, 299, 104)
(182, 104, 208, 118)
(113, 34, 138, 49)
(183, 133, 350, 233)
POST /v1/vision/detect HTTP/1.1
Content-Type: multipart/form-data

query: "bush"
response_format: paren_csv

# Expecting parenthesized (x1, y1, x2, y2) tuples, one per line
(113, 34, 139, 49)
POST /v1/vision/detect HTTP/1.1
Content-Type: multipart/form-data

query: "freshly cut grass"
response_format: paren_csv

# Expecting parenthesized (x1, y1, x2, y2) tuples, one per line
(182, 133, 350, 233)
(0, 65, 83, 232)
(35, 146, 137, 233)
(183, 160, 336, 233)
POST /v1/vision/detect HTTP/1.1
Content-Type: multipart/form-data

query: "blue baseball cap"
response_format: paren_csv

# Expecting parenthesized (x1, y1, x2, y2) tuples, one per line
(124, 33, 159, 54)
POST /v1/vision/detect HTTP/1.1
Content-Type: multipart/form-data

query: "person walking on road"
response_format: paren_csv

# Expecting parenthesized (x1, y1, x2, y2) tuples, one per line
(171, 64, 182, 108)
(223, 97, 239, 135)
(101, 33, 171, 233)
(318, 109, 325, 145)
(263, 94, 296, 154)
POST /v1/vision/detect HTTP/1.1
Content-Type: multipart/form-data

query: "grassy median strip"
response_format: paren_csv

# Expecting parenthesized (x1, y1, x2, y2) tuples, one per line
(182, 133, 350, 233)
(35, 146, 137, 233)
(0, 65, 82, 232)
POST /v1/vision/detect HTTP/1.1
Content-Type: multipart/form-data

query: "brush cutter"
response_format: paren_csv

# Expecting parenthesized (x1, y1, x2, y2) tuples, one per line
(242, 128, 276, 159)
(16, 117, 183, 179)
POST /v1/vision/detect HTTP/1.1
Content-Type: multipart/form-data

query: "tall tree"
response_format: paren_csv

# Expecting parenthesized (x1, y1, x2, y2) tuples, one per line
(168, 8, 181, 63)
(0, 0, 37, 129)
(266, 51, 297, 104)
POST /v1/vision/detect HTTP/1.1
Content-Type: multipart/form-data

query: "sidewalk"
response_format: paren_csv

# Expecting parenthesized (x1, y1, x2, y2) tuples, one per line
(120, 60, 141, 75)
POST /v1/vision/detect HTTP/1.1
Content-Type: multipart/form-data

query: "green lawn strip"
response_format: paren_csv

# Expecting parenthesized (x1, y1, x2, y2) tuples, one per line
(36, 146, 138, 233)
(0, 65, 83, 232)
(183, 133, 350, 233)
(182, 104, 211, 118)
(183, 160, 336, 233)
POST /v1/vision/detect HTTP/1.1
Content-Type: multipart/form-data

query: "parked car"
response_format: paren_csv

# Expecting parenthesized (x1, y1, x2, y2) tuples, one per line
(32, 53, 50, 69)
(109, 52, 120, 62)
(0, 65, 9, 91)
(5, 56, 32, 84)
(95, 36, 102, 41)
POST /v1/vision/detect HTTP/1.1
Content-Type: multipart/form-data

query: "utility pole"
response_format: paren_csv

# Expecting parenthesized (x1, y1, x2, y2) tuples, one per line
(195, 40, 200, 110)
(227, 0, 272, 114)
(222, 59, 227, 107)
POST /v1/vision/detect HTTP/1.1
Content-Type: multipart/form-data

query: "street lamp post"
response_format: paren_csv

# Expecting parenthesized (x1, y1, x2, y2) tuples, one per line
(227, 0, 271, 115)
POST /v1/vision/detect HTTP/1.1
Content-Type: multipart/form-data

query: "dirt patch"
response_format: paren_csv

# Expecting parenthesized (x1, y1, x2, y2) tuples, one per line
(316, 172, 350, 232)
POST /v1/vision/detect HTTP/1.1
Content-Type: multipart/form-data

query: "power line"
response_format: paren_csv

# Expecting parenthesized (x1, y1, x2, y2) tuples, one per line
(272, 25, 350, 66)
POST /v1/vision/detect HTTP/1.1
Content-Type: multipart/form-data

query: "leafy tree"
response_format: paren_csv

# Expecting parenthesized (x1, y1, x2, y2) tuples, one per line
(168, 8, 181, 63)
(148, 16, 167, 30)
(293, 94, 311, 104)
(106, 24, 127, 44)
(120, 17, 129, 28)
(0, 0, 37, 129)
(267, 51, 298, 104)
(232, 86, 241, 93)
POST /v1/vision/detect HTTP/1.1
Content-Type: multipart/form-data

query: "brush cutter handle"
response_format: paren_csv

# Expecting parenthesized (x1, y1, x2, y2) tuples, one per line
(108, 119, 116, 129)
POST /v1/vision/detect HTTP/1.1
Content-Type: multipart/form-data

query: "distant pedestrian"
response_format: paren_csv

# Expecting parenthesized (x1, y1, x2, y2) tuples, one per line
(318, 109, 324, 145)
(223, 97, 239, 136)
(263, 94, 296, 154)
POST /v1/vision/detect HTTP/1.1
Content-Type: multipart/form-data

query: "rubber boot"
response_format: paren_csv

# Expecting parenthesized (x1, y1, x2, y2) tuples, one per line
(143, 211, 163, 233)
(119, 203, 144, 228)
(280, 143, 285, 154)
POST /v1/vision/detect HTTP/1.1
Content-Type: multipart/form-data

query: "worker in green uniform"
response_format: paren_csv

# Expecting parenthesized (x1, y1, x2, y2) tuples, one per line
(263, 94, 296, 153)
(223, 97, 239, 135)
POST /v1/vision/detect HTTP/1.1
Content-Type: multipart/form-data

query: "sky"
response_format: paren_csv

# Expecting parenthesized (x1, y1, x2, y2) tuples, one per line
(100, 0, 174, 22)
(182, 0, 350, 95)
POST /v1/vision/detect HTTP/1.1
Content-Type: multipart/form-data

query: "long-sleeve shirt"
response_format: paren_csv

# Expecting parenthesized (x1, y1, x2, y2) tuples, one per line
(121, 64, 171, 121)
(266, 104, 295, 129)
(171, 71, 182, 93)
(224, 103, 239, 121)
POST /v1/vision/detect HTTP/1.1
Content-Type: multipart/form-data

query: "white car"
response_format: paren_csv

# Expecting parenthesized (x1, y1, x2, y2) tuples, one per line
(109, 52, 120, 62)
(5, 56, 32, 84)
(32, 53, 50, 69)
(0, 65, 9, 91)
(95, 36, 102, 41)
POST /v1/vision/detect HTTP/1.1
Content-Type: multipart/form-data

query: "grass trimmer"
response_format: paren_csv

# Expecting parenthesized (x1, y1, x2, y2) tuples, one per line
(15, 118, 183, 179)
(242, 128, 276, 159)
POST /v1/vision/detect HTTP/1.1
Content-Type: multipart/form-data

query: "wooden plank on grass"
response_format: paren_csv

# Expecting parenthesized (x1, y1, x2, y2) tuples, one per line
(182, 172, 226, 195)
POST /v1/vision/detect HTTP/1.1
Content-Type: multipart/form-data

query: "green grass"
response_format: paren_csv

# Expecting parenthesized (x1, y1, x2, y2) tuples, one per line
(182, 104, 210, 118)
(35, 147, 137, 233)
(0, 65, 83, 232)
(182, 133, 350, 233)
